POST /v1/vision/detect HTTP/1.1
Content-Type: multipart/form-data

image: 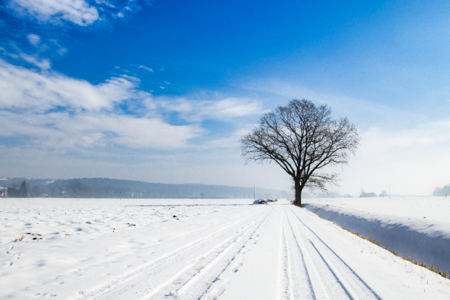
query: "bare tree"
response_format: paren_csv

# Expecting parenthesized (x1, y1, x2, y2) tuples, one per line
(66, 179, 83, 195)
(241, 99, 359, 206)
(19, 181, 29, 198)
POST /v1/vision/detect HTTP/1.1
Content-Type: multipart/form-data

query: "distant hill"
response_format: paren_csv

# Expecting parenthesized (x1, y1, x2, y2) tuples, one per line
(0, 177, 293, 199)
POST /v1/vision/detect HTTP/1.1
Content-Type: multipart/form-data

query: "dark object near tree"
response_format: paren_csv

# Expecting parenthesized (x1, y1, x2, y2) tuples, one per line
(360, 191, 376, 198)
(19, 181, 29, 197)
(241, 99, 359, 207)
(66, 179, 83, 195)
(7, 181, 29, 197)
(7, 183, 19, 197)
(253, 199, 267, 204)
(379, 190, 388, 197)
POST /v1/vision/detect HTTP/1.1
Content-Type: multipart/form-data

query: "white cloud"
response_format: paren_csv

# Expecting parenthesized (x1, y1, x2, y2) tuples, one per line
(0, 59, 267, 158)
(2, 67, 265, 125)
(0, 111, 202, 149)
(208, 98, 264, 119)
(95, 0, 116, 9)
(7, 0, 149, 26)
(49, 39, 68, 56)
(137, 65, 153, 72)
(18, 52, 51, 69)
(27, 34, 41, 47)
(152, 97, 266, 122)
(1, 42, 51, 69)
(0, 59, 143, 110)
(2, 36, 67, 69)
(202, 127, 255, 149)
(0, 58, 202, 150)
(8, 0, 99, 26)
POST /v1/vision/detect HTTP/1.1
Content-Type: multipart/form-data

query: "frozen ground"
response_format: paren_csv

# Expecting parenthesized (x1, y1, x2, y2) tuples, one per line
(1, 198, 450, 299)
(304, 197, 450, 276)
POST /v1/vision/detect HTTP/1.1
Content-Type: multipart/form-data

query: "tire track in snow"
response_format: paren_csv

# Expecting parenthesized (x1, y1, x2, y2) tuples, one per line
(198, 205, 274, 299)
(79, 206, 267, 300)
(286, 206, 382, 300)
(280, 209, 316, 300)
(279, 215, 292, 300)
(146, 206, 274, 299)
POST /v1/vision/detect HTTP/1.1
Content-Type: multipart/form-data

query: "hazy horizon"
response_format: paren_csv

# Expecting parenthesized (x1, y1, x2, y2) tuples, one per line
(1, 1, 450, 196)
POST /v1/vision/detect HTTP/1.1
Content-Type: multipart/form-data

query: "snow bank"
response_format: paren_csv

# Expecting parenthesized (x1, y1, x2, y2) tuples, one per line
(304, 197, 450, 274)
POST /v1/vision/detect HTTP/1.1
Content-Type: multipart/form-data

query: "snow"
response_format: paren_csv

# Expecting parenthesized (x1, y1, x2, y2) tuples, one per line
(304, 197, 450, 275)
(1, 197, 450, 299)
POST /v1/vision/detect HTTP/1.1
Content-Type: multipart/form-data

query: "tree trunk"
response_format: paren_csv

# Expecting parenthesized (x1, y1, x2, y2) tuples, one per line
(294, 177, 302, 206)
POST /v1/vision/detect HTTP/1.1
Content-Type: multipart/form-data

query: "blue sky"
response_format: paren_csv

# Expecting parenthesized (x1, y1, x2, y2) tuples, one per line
(1, 0, 450, 196)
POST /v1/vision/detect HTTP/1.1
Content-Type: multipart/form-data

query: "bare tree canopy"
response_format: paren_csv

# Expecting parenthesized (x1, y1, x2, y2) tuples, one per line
(241, 99, 360, 206)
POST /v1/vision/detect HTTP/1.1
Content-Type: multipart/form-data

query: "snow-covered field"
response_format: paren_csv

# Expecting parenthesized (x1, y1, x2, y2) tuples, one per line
(304, 197, 450, 276)
(1, 198, 450, 299)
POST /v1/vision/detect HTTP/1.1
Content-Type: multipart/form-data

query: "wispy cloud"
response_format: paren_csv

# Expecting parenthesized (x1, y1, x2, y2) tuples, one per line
(49, 39, 67, 56)
(1, 42, 52, 70)
(0, 58, 202, 150)
(0, 110, 202, 149)
(2, 33, 69, 69)
(18, 52, 51, 69)
(8, 0, 99, 26)
(0, 59, 143, 110)
(151, 97, 266, 122)
(138, 65, 153, 72)
(27, 34, 41, 47)
(7, 0, 150, 26)
(0, 57, 265, 153)
(202, 127, 255, 149)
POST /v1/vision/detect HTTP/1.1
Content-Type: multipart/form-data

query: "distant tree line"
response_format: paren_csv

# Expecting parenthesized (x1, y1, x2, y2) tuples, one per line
(433, 184, 450, 197)
(0, 177, 292, 199)
(3, 181, 42, 198)
(66, 179, 133, 198)
(360, 189, 388, 198)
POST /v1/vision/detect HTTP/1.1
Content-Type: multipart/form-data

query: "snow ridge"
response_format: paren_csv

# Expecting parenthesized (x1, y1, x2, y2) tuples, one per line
(304, 202, 450, 275)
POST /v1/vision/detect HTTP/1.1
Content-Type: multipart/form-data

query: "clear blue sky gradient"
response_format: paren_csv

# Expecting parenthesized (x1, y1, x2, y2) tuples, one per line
(1, 0, 450, 195)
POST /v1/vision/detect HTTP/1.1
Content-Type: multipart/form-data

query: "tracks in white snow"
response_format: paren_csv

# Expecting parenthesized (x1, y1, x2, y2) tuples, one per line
(280, 206, 382, 300)
(80, 206, 273, 300)
(80, 204, 385, 300)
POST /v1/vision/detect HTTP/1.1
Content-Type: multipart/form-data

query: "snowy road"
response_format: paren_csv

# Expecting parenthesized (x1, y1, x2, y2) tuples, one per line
(1, 199, 450, 299)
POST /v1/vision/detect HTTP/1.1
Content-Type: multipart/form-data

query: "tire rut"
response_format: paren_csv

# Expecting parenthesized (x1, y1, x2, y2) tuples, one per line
(79, 206, 267, 300)
(286, 206, 382, 300)
(280, 209, 315, 300)
(150, 207, 274, 300)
